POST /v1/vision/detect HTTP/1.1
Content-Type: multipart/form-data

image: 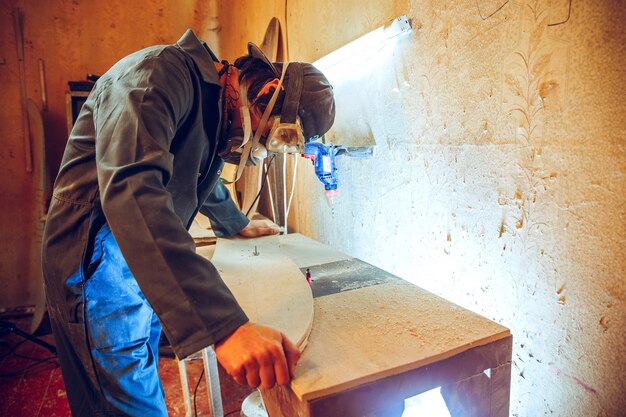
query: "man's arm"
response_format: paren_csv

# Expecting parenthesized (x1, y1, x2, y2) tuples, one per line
(200, 180, 293, 388)
(199, 181, 250, 236)
(200, 181, 280, 237)
(94, 51, 248, 359)
(216, 322, 301, 389)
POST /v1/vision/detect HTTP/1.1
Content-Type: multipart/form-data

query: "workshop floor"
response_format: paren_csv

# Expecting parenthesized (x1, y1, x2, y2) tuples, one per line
(0, 315, 253, 417)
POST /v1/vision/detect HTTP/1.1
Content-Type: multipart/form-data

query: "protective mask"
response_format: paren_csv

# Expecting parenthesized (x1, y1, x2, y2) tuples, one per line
(218, 127, 244, 165)
(239, 93, 268, 166)
(218, 87, 267, 166)
(223, 63, 288, 183)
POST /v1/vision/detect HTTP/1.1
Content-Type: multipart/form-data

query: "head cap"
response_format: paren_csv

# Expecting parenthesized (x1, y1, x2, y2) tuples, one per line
(248, 42, 335, 140)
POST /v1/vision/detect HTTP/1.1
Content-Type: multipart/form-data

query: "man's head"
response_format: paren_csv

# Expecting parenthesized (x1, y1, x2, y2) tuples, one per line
(233, 43, 335, 153)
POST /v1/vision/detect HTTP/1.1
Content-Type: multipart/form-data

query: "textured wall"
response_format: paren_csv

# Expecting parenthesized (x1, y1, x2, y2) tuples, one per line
(1, 0, 624, 415)
(219, 0, 625, 416)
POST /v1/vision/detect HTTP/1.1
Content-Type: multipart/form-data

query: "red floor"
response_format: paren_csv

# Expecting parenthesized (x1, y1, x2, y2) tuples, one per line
(0, 316, 253, 416)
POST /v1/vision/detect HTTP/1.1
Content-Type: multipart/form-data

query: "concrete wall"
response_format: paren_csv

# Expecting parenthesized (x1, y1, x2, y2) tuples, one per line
(219, 0, 625, 416)
(1, 0, 623, 415)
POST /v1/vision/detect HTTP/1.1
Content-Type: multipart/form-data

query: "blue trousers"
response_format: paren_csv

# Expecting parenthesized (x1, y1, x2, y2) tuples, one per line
(52, 224, 167, 416)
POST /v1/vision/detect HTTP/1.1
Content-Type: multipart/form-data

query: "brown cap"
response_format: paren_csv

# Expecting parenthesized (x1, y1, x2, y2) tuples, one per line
(248, 43, 335, 140)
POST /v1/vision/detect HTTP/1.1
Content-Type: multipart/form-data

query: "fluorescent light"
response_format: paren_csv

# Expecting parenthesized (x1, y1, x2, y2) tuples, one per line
(313, 15, 412, 76)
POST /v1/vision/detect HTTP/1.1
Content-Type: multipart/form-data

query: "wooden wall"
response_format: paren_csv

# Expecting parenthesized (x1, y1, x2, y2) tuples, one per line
(0, 0, 220, 308)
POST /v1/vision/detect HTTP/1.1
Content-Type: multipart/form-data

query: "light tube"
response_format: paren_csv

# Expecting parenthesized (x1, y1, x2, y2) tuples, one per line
(313, 15, 412, 79)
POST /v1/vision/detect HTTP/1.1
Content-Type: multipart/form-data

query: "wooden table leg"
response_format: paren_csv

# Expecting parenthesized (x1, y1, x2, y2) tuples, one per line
(489, 361, 512, 417)
(440, 372, 491, 417)
(440, 362, 511, 417)
(262, 337, 512, 417)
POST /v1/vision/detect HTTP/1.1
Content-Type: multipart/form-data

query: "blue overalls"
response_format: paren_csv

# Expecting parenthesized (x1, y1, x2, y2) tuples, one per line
(60, 224, 166, 415)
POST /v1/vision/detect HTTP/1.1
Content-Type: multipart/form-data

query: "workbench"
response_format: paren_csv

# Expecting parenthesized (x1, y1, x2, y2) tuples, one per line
(259, 233, 512, 417)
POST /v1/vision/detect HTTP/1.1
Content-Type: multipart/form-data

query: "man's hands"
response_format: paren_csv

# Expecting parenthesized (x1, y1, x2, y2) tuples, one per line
(225, 220, 290, 388)
(238, 219, 280, 238)
(223, 220, 290, 388)
(215, 322, 301, 389)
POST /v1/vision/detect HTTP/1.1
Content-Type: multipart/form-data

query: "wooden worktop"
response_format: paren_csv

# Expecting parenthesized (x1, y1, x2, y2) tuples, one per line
(275, 234, 511, 402)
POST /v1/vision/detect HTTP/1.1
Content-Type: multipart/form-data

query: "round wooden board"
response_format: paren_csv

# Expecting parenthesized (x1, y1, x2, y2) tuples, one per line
(206, 235, 314, 350)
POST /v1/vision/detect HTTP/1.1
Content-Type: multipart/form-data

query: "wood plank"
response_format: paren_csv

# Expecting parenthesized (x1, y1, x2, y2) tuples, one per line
(440, 371, 491, 417)
(27, 99, 48, 333)
(221, 162, 241, 209)
(208, 235, 314, 349)
(291, 280, 510, 401)
(310, 337, 512, 416)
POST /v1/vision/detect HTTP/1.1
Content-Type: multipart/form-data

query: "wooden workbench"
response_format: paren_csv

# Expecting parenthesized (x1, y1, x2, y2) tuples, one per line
(260, 233, 512, 417)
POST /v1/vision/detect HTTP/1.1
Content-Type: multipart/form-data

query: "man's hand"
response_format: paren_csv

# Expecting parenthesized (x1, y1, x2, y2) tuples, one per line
(239, 219, 280, 238)
(215, 322, 301, 389)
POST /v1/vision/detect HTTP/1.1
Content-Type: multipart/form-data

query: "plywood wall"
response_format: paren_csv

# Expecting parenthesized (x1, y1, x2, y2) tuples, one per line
(1, 0, 624, 416)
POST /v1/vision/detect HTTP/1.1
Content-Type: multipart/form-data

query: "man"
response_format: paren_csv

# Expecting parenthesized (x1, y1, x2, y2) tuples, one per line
(42, 29, 335, 416)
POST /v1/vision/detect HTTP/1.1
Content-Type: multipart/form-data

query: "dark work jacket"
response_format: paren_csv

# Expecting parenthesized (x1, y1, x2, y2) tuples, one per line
(42, 30, 249, 359)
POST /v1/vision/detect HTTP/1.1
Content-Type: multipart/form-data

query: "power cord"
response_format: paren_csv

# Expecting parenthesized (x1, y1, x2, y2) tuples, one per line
(193, 368, 204, 417)
(0, 337, 58, 377)
(0, 355, 58, 377)
(284, 153, 299, 224)
(245, 155, 276, 217)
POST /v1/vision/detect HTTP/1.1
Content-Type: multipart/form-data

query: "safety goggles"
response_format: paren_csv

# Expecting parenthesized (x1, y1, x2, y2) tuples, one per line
(265, 116, 305, 154)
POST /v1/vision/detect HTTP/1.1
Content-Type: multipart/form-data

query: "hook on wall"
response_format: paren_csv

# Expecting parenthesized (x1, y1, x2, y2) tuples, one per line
(548, 0, 573, 27)
(475, 0, 511, 21)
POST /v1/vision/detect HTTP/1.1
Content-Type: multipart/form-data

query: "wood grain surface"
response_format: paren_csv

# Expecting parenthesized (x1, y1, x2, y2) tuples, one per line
(207, 235, 314, 350)
(291, 279, 510, 401)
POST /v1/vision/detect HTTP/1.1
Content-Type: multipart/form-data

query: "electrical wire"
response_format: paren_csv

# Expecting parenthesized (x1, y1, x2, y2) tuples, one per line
(284, 153, 299, 222)
(0, 339, 58, 377)
(0, 338, 26, 359)
(266, 159, 277, 223)
(11, 350, 58, 364)
(282, 158, 287, 232)
(193, 368, 205, 417)
(191, 368, 244, 417)
(245, 155, 276, 217)
(0, 355, 58, 377)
